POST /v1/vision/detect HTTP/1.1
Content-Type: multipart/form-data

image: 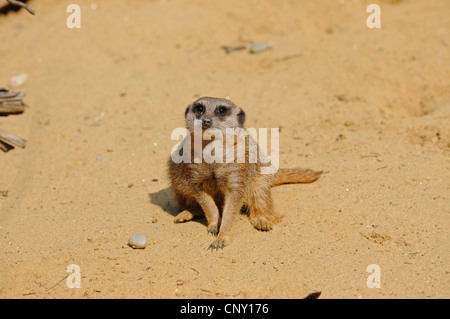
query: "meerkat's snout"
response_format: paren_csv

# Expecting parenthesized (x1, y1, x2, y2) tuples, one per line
(202, 118, 212, 129)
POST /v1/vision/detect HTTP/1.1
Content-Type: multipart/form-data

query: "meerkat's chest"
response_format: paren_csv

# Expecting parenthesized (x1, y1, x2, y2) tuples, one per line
(189, 164, 222, 198)
(189, 163, 228, 188)
(195, 163, 222, 182)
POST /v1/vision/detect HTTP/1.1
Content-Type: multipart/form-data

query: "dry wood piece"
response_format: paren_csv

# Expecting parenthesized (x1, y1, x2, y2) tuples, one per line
(221, 45, 246, 54)
(6, 0, 35, 15)
(0, 140, 14, 152)
(0, 129, 27, 148)
(0, 88, 28, 152)
(0, 89, 27, 114)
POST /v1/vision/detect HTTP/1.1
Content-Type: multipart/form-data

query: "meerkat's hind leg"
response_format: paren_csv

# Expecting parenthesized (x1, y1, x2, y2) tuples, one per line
(248, 180, 281, 231)
(249, 202, 274, 231)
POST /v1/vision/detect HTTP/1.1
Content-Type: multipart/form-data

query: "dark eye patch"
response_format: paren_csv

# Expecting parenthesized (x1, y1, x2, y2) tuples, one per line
(193, 103, 205, 114)
(215, 106, 228, 116)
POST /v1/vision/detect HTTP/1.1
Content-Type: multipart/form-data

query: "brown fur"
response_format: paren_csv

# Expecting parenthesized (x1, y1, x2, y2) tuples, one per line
(168, 97, 322, 249)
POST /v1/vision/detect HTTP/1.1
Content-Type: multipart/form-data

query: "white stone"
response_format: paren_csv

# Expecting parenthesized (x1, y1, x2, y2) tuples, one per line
(128, 234, 147, 249)
(250, 42, 271, 54)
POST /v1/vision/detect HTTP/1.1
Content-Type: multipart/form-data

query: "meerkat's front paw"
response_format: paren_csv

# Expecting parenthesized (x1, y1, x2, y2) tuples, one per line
(207, 223, 219, 236)
(208, 237, 229, 250)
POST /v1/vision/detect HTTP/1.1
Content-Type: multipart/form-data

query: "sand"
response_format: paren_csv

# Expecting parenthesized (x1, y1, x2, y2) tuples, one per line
(0, 0, 449, 299)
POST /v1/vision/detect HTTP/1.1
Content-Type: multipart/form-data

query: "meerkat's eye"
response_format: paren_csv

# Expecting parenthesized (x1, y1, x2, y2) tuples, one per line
(216, 106, 228, 116)
(193, 104, 205, 114)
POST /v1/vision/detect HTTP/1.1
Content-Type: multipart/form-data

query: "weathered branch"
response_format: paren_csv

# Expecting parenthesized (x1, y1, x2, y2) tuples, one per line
(0, 104, 25, 113)
(0, 128, 27, 148)
(6, 0, 35, 15)
(0, 88, 28, 151)
(0, 89, 27, 114)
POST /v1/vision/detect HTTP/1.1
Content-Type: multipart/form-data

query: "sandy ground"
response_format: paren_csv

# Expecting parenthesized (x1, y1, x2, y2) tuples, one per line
(0, 0, 449, 299)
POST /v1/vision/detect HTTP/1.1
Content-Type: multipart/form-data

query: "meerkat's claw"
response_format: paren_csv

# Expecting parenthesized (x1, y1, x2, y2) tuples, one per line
(208, 238, 228, 250)
(207, 222, 219, 236)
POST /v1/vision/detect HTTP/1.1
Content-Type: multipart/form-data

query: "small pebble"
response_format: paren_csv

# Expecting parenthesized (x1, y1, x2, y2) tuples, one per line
(9, 73, 28, 88)
(128, 234, 147, 249)
(250, 42, 271, 54)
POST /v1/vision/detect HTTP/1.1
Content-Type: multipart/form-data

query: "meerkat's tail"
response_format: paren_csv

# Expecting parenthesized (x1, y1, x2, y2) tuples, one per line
(272, 168, 322, 186)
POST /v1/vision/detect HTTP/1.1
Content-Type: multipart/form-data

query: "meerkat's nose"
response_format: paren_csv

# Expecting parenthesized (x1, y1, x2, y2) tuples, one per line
(202, 118, 212, 128)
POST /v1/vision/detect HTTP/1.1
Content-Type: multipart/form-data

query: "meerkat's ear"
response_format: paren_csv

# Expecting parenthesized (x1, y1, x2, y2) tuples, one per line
(237, 109, 246, 127)
(185, 104, 191, 117)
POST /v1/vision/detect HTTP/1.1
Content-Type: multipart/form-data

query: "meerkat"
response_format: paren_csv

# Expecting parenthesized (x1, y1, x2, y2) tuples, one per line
(168, 97, 322, 250)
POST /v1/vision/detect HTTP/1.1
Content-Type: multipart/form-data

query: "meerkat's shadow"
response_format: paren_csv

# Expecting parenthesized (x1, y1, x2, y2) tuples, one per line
(148, 187, 209, 227)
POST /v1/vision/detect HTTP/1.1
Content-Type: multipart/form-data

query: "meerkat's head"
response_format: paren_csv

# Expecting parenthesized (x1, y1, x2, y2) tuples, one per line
(184, 97, 246, 134)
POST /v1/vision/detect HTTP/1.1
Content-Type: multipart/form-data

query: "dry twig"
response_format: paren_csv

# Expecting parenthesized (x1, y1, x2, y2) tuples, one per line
(0, 129, 27, 148)
(6, 0, 35, 15)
